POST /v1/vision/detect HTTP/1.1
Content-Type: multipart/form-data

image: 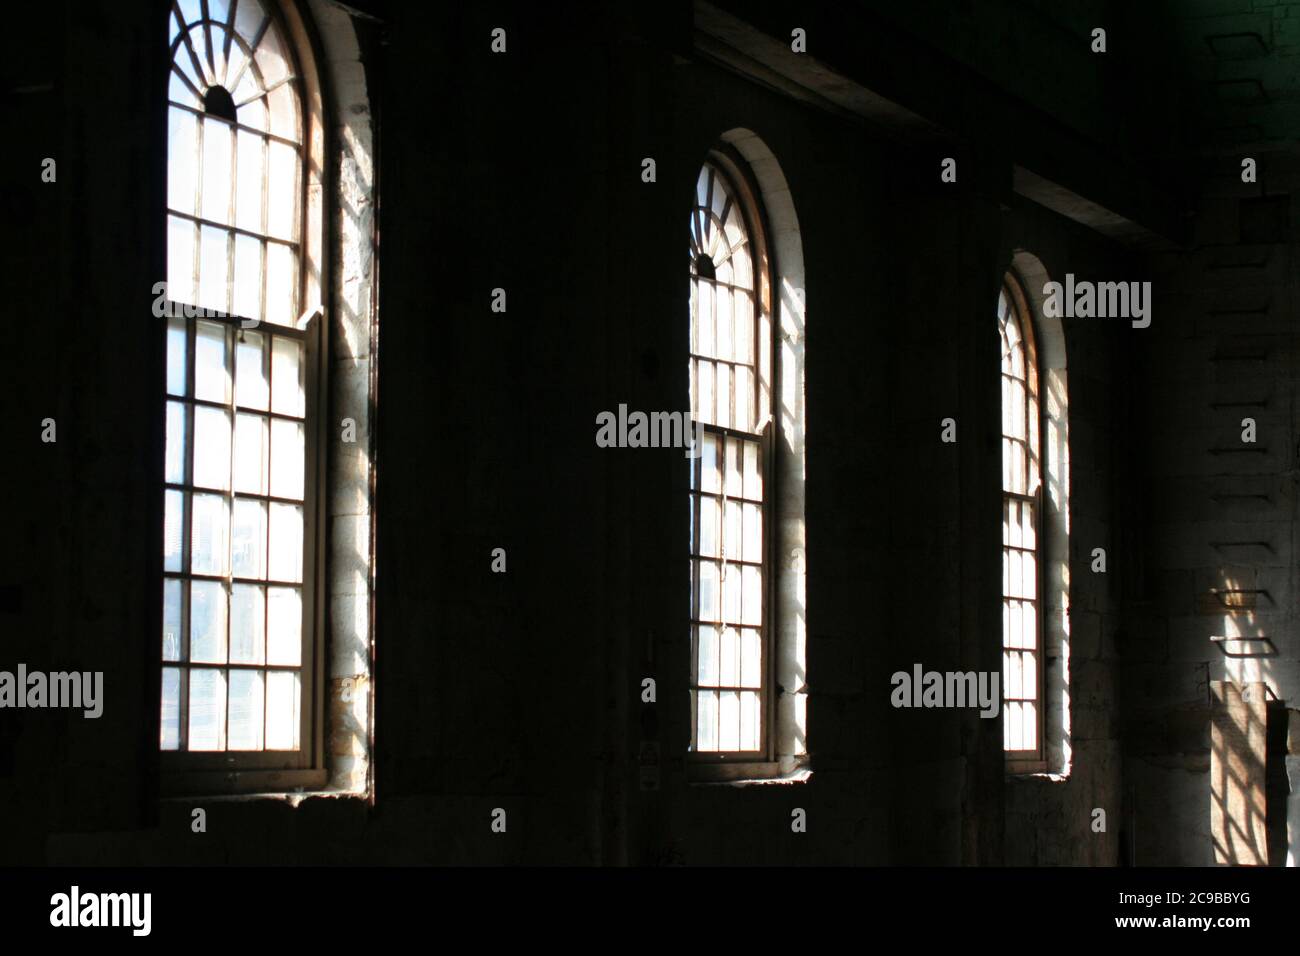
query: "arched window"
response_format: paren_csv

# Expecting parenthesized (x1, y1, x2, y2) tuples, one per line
(687, 139, 806, 780)
(161, 0, 327, 790)
(1000, 272, 1044, 767)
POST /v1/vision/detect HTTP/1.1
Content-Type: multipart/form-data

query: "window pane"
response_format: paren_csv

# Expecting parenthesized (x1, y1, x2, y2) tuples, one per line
(225, 32, 249, 85)
(233, 234, 263, 322)
(227, 670, 265, 751)
(717, 287, 732, 360)
(719, 625, 739, 686)
(740, 691, 760, 751)
(198, 225, 231, 315)
(742, 502, 761, 563)
(735, 365, 754, 432)
(257, 27, 292, 91)
(174, 31, 204, 93)
(268, 503, 302, 583)
(697, 560, 719, 621)
(733, 290, 753, 364)
(164, 490, 185, 573)
(715, 364, 731, 429)
(1022, 702, 1038, 752)
(700, 433, 719, 494)
(234, 0, 265, 45)
(1020, 499, 1036, 550)
(1021, 650, 1037, 700)
(696, 690, 718, 751)
(168, 69, 201, 109)
(235, 130, 265, 233)
(192, 405, 232, 490)
(267, 141, 298, 241)
(725, 437, 744, 492)
(694, 281, 714, 356)
(229, 584, 266, 664)
(166, 316, 189, 397)
(208, 3, 232, 72)
(161, 667, 181, 750)
(699, 497, 719, 558)
(231, 498, 267, 578)
(1020, 549, 1036, 600)
(697, 361, 714, 426)
(740, 628, 761, 688)
(1021, 601, 1037, 650)
(200, 118, 233, 225)
(723, 499, 741, 560)
(266, 586, 302, 666)
(241, 94, 269, 133)
(233, 413, 269, 495)
(189, 580, 228, 664)
(1006, 646, 1023, 699)
(1009, 379, 1026, 441)
(697, 624, 718, 687)
(167, 216, 196, 307)
(162, 579, 184, 662)
(265, 671, 300, 750)
(719, 690, 740, 750)
(184, 26, 212, 84)
(194, 320, 231, 403)
(265, 242, 295, 327)
(267, 80, 298, 142)
(167, 107, 198, 216)
(742, 565, 762, 626)
(270, 418, 305, 499)
(722, 562, 741, 623)
(235, 331, 269, 410)
(190, 493, 229, 576)
(715, 283, 731, 356)
(188, 669, 227, 751)
(165, 401, 188, 485)
(270, 336, 304, 416)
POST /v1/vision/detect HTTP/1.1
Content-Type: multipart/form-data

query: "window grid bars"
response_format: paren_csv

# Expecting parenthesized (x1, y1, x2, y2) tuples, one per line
(1000, 276, 1046, 763)
(163, 311, 307, 754)
(688, 158, 769, 757)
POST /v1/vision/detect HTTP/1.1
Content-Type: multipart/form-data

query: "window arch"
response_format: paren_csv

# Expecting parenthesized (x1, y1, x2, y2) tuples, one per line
(687, 136, 807, 780)
(165, 0, 310, 325)
(1000, 260, 1069, 776)
(161, 0, 330, 791)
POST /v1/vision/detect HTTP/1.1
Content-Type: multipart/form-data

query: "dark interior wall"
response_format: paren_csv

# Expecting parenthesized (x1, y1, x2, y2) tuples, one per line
(1123, 0, 1300, 867)
(1, 0, 1151, 866)
(1, 0, 165, 863)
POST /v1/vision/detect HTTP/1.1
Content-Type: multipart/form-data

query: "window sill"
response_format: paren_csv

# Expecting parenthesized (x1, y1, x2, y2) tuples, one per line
(161, 788, 367, 808)
(698, 768, 813, 788)
(687, 759, 812, 786)
(1006, 768, 1069, 783)
(161, 768, 330, 799)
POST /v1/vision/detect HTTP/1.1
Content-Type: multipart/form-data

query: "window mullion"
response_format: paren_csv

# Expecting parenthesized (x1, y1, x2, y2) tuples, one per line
(178, 315, 197, 753)
(301, 310, 326, 766)
(761, 418, 775, 762)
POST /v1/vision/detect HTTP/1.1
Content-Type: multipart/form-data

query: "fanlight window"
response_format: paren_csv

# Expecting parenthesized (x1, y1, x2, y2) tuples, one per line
(166, 0, 302, 326)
